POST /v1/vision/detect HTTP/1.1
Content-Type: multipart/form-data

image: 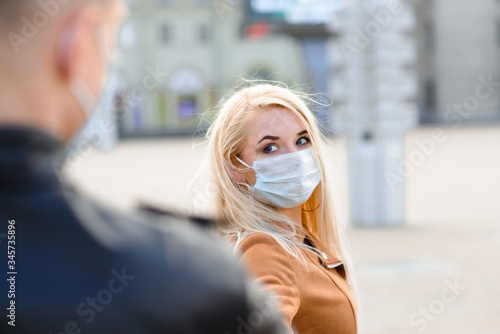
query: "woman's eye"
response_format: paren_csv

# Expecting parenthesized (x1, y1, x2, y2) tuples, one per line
(263, 144, 278, 153)
(296, 137, 310, 146)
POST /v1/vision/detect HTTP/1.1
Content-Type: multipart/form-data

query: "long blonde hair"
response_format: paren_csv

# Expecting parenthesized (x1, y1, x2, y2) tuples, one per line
(202, 82, 355, 290)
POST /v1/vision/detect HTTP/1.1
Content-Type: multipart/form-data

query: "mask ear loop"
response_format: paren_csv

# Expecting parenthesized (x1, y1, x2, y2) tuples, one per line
(66, 25, 110, 119)
(233, 156, 253, 189)
(234, 155, 251, 168)
(69, 77, 96, 117)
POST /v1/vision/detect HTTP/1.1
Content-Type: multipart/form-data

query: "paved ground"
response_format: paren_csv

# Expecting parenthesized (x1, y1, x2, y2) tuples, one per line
(350, 225, 500, 334)
(67, 126, 500, 334)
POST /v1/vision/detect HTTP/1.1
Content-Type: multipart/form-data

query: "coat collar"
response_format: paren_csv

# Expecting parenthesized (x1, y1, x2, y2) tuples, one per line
(301, 228, 344, 270)
(0, 125, 63, 192)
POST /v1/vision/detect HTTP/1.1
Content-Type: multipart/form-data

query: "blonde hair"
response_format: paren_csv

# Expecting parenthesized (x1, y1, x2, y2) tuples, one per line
(201, 82, 355, 291)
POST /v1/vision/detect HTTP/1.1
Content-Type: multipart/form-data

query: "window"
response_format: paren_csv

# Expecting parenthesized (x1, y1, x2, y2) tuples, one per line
(496, 19, 500, 48)
(159, 23, 170, 44)
(424, 21, 434, 50)
(424, 79, 436, 112)
(155, 0, 173, 7)
(199, 24, 212, 43)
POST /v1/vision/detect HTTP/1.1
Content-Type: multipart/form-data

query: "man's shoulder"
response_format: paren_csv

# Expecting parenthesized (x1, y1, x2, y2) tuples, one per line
(69, 192, 237, 270)
(70, 194, 253, 317)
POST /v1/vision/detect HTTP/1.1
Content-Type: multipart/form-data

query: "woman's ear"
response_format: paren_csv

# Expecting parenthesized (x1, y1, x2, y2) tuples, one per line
(228, 158, 245, 184)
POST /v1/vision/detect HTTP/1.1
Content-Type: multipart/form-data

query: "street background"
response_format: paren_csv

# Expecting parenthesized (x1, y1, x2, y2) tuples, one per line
(67, 126, 500, 334)
(68, 0, 500, 333)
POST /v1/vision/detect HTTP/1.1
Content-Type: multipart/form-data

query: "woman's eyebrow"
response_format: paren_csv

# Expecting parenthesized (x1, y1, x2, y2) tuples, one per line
(257, 130, 308, 144)
(257, 135, 279, 144)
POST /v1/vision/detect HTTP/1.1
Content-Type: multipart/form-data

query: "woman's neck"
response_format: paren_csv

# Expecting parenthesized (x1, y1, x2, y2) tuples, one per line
(280, 205, 303, 228)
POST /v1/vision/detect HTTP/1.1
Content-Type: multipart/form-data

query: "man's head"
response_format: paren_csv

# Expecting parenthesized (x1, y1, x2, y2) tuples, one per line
(0, 0, 127, 141)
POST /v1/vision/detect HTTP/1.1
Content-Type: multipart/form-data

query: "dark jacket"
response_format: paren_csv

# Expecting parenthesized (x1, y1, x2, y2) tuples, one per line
(0, 126, 287, 334)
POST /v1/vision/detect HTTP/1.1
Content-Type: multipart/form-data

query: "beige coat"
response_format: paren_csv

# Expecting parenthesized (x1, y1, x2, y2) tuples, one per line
(237, 229, 358, 333)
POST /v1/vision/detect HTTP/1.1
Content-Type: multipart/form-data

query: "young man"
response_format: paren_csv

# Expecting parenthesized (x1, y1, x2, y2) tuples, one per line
(0, 1, 287, 333)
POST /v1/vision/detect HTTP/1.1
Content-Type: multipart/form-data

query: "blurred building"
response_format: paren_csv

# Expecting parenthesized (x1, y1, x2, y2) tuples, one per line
(112, 0, 500, 227)
(328, 0, 419, 226)
(415, 0, 500, 124)
(117, 0, 306, 137)
(115, 0, 420, 226)
(326, 0, 500, 226)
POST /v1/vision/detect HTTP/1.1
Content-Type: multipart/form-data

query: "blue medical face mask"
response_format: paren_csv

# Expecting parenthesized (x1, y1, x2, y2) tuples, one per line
(235, 147, 321, 209)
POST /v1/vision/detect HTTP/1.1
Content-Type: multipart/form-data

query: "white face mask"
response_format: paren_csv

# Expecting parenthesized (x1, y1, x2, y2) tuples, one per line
(235, 147, 321, 209)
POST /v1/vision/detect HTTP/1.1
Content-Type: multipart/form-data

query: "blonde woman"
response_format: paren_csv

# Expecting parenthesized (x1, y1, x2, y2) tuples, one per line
(204, 83, 357, 333)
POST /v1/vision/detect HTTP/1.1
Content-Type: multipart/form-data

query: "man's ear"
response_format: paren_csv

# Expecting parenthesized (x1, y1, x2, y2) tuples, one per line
(55, 5, 102, 82)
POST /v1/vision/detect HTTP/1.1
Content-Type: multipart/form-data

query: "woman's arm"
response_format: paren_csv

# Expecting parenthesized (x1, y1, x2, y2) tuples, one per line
(238, 233, 300, 332)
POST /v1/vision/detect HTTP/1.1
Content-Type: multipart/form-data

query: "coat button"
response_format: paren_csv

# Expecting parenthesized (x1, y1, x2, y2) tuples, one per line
(321, 252, 328, 260)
